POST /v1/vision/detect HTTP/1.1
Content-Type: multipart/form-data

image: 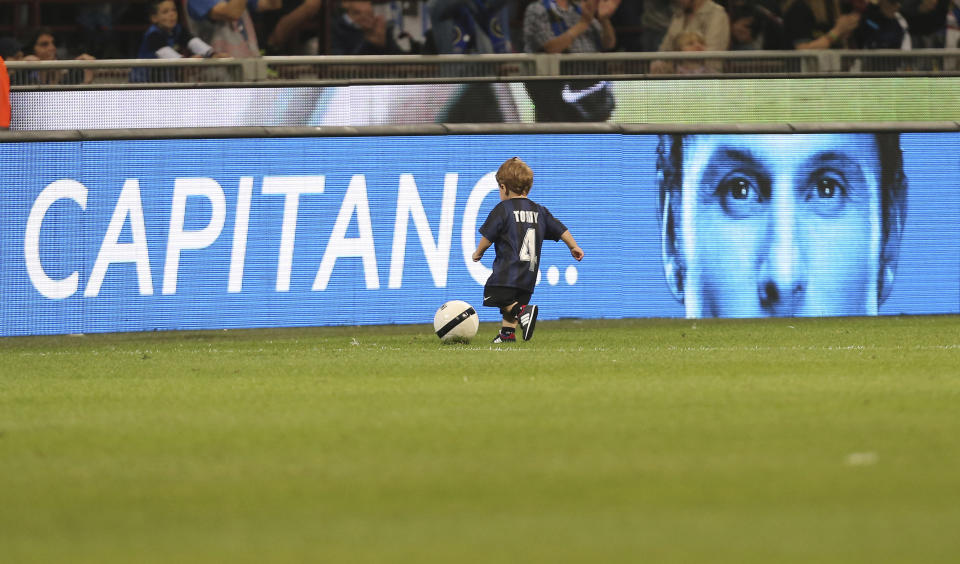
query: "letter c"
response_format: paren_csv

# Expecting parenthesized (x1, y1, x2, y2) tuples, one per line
(25, 179, 88, 299)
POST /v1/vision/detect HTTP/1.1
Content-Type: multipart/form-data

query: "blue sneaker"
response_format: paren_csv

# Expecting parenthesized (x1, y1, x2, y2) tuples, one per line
(517, 304, 538, 341)
(492, 331, 516, 344)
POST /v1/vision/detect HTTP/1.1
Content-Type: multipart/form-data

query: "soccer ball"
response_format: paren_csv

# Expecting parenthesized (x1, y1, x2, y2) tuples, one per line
(434, 300, 479, 341)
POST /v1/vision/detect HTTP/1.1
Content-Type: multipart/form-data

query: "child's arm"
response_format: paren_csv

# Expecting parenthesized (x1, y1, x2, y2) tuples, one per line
(186, 37, 216, 58)
(472, 237, 493, 262)
(560, 230, 584, 261)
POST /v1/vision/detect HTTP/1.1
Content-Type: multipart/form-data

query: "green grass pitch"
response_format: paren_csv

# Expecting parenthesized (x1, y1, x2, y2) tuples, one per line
(1, 315, 959, 563)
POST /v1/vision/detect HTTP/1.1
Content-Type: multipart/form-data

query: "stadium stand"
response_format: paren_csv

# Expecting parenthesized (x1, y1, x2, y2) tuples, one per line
(2, 0, 959, 85)
(5, 49, 960, 86)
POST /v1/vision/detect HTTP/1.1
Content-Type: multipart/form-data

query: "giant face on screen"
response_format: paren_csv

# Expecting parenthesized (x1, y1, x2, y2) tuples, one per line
(655, 133, 907, 318)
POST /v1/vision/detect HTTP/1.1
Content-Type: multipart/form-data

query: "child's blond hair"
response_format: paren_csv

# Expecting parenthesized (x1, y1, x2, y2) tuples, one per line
(496, 157, 533, 196)
(674, 31, 706, 51)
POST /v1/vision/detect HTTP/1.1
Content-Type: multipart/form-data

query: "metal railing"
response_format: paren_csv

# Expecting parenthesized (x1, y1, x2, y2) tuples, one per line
(6, 57, 249, 87)
(8, 49, 960, 89)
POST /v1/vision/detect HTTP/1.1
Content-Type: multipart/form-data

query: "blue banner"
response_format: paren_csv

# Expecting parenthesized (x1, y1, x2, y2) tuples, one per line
(1, 132, 958, 336)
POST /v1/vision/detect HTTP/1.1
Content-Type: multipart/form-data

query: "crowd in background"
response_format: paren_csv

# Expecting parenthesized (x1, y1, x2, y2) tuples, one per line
(1, 0, 959, 78)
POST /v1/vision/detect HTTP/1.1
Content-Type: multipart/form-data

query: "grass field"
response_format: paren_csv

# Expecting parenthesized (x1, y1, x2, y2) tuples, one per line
(1, 315, 959, 563)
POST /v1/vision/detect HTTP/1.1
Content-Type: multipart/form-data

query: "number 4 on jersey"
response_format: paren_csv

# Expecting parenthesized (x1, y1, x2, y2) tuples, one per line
(518, 227, 538, 272)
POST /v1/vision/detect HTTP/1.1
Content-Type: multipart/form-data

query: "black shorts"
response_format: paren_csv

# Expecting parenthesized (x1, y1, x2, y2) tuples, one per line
(482, 285, 532, 309)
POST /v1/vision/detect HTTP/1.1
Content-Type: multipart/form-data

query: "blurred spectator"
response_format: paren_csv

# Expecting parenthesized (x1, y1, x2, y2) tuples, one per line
(261, 0, 324, 54)
(131, 0, 221, 82)
(901, 0, 951, 47)
(640, 0, 674, 51)
(650, 0, 727, 73)
(657, 0, 729, 52)
(522, 0, 620, 54)
(852, 0, 911, 49)
(782, 0, 861, 49)
(429, 0, 513, 53)
(332, 0, 423, 54)
(727, 1, 787, 50)
(0, 38, 25, 86)
(185, 0, 283, 57)
(948, 0, 960, 49)
(139, 0, 218, 58)
(22, 27, 97, 85)
(0, 37, 24, 61)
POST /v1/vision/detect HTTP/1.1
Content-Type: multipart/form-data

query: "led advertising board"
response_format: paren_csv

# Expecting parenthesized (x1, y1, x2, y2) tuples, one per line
(1, 132, 957, 336)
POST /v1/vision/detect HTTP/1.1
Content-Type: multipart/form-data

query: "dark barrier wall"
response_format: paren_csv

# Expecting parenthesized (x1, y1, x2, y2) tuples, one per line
(1, 132, 958, 336)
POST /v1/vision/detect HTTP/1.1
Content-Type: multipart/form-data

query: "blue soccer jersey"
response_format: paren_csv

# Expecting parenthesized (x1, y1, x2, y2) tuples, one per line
(479, 197, 567, 292)
(137, 24, 196, 59)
